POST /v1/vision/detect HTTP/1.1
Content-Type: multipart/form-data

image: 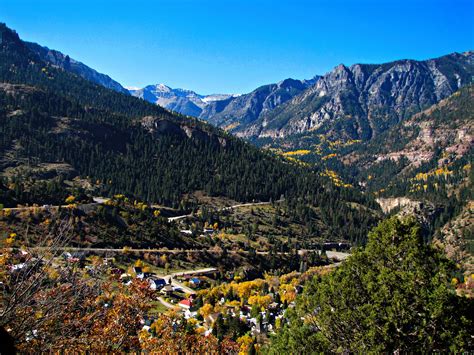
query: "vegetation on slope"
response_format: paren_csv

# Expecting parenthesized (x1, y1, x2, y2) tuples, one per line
(267, 217, 473, 353)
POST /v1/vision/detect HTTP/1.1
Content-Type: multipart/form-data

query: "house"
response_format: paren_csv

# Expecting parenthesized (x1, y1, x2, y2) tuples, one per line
(64, 252, 87, 263)
(172, 285, 183, 292)
(184, 309, 197, 320)
(190, 277, 201, 287)
(240, 306, 250, 317)
(74, 252, 87, 259)
(133, 266, 144, 279)
(119, 273, 132, 284)
(10, 263, 26, 271)
(226, 307, 237, 317)
(149, 278, 167, 290)
(268, 302, 279, 310)
(179, 299, 192, 309)
(160, 285, 174, 295)
(140, 316, 155, 327)
(85, 265, 97, 276)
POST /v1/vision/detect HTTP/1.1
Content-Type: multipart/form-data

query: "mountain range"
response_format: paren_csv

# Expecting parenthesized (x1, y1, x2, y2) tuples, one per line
(198, 77, 319, 130)
(128, 76, 319, 130)
(0, 22, 472, 246)
(239, 52, 473, 141)
(127, 84, 238, 117)
(128, 54, 473, 144)
(15, 30, 472, 147)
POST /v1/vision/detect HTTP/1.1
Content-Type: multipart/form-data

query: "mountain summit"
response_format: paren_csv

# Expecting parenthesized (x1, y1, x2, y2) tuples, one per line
(128, 84, 236, 117)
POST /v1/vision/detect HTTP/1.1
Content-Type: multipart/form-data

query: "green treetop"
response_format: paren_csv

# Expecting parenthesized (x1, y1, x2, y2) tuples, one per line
(267, 217, 473, 353)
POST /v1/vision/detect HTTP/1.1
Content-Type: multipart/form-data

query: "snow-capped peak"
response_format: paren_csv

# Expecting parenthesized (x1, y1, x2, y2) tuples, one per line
(152, 83, 172, 92)
(125, 86, 141, 91)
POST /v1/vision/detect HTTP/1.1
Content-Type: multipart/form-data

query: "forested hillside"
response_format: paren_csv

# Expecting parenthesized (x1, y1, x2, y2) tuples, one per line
(0, 23, 379, 244)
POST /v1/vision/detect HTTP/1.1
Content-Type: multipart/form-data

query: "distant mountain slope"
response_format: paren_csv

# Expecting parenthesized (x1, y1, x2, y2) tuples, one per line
(435, 201, 474, 277)
(128, 83, 235, 117)
(25, 41, 129, 94)
(346, 85, 473, 240)
(348, 84, 473, 187)
(241, 52, 473, 140)
(130, 77, 320, 129)
(199, 77, 320, 131)
(0, 23, 379, 243)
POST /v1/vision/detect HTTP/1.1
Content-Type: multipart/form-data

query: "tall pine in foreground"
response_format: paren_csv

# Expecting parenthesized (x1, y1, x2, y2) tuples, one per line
(267, 217, 473, 353)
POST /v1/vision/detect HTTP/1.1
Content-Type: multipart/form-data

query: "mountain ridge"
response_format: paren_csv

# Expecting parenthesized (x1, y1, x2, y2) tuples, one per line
(25, 41, 130, 95)
(129, 76, 320, 129)
(199, 76, 320, 131)
(237, 51, 473, 140)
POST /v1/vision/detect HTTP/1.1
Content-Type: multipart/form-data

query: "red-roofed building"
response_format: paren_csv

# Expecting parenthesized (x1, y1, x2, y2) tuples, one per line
(179, 299, 192, 309)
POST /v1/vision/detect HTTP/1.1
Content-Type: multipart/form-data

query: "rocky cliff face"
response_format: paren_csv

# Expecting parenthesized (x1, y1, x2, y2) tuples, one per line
(25, 42, 129, 94)
(376, 197, 417, 214)
(240, 52, 473, 140)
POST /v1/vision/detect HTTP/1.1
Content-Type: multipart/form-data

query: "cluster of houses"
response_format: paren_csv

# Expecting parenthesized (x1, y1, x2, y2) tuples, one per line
(221, 297, 291, 336)
(118, 265, 296, 337)
(6, 249, 31, 272)
(4, 248, 289, 344)
(57, 253, 208, 313)
(121, 266, 203, 310)
(13, 249, 296, 339)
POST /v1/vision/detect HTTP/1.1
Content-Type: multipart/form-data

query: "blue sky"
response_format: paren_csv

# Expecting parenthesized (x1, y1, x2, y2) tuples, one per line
(1, 0, 473, 94)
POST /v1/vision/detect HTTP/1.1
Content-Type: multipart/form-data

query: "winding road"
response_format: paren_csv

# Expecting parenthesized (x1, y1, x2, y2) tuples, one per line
(167, 199, 284, 222)
(29, 246, 349, 261)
